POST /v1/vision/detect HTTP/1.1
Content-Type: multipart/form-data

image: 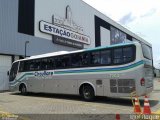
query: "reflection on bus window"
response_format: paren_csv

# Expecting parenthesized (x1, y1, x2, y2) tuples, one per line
(100, 50, 111, 65)
(114, 48, 123, 64)
(91, 51, 100, 65)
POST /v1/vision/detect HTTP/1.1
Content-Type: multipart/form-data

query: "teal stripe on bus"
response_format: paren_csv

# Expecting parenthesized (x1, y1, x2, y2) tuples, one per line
(54, 60, 144, 74)
(10, 60, 144, 86)
(10, 73, 33, 85)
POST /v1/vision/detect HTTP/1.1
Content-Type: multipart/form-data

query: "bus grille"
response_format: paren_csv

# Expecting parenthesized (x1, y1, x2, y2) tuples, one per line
(110, 79, 135, 93)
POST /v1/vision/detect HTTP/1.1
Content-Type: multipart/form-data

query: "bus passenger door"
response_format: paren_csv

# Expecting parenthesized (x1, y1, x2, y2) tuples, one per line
(96, 80, 104, 96)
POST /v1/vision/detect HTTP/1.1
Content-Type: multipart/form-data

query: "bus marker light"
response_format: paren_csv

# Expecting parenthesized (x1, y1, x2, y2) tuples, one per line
(140, 78, 145, 86)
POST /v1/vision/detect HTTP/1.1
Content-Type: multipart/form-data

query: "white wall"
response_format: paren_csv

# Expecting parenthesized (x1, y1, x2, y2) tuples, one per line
(0, 55, 11, 91)
(14, 56, 19, 61)
(100, 27, 110, 46)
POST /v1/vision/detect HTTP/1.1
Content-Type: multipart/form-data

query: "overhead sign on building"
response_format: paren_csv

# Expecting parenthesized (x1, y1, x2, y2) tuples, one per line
(39, 5, 91, 49)
(39, 21, 90, 45)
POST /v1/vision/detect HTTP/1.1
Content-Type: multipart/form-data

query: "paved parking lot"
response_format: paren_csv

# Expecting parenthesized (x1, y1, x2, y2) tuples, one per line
(0, 78, 160, 119)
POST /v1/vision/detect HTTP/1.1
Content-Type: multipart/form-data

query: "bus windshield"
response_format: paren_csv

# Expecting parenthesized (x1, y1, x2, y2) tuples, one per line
(141, 44, 152, 60)
(9, 62, 19, 82)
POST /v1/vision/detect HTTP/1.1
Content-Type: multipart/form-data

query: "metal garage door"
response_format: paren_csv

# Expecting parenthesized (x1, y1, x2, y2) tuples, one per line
(0, 55, 12, 91)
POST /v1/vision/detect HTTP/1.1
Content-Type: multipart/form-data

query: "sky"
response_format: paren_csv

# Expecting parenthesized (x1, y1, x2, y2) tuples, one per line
(83, 0, 160, 68)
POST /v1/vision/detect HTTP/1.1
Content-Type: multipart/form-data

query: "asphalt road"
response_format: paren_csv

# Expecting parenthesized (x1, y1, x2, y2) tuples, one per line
(0, 78, 160, 120)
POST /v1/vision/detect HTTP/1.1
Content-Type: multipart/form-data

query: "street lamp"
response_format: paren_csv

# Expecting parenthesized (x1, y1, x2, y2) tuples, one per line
(25, 41, 29, 58)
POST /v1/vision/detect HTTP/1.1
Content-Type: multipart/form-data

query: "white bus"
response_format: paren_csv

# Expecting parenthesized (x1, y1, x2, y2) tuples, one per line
(9, 42, 153, 101)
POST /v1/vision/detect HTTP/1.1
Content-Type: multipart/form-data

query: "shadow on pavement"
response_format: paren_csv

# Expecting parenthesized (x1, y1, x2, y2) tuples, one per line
(10, 92, 158, 107)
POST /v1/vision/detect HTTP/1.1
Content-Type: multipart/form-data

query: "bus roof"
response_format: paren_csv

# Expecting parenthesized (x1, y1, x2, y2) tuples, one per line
(17, 42, 139, 62)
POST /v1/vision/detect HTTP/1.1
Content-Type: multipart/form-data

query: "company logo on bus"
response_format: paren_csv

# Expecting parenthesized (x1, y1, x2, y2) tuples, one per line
(34, 71, 54, 77)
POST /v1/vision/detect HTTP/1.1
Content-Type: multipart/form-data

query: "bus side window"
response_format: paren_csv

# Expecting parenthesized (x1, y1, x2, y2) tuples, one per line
(113, 48, 123, 64)
(29, 60, 35, 71)
(47, 58, 55, 70)
(19, 61, 24, 72)
(55, 57, 63, 69)
(41, 58, 48, 70)
(34, 59, 41, 71)
(91, 51, 101, 65)
(81, 53, 90, 66)
(71, 54, 81, 67)
(61, 56, 70, 68)
(123, 47, 133, 63)
(24, 61, 30, 71)
(100, 50, 111, 65)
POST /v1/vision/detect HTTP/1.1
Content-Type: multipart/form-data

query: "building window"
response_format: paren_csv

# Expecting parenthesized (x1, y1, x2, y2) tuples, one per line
(110, 26, 126, 45)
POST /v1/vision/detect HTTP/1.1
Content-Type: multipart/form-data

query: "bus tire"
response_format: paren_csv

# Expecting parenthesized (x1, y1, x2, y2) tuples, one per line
(19, 84, 27, 95)
(81, 85, 95, 101)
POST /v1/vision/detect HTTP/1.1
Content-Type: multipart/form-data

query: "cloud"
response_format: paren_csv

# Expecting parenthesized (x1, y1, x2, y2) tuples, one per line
(118, 12, 136, 25)
(140, 8, 157, 18)
(154, 61, 160, 69)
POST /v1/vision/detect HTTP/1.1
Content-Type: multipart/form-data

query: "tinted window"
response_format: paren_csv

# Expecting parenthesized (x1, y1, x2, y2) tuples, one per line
(41, 57, 55, 70)
(23, 61, 30, 71)
(61, 56, 70, 68)
(71, 54, 82, 67)
(41, 58, 48, 70)
(18, 45, 136, 71)
(113, 48, 123, 64)
(55, 56, 71, 69)
(91, 51, 101, 65)
(28, 60, 34, 71)
(80, 53, 90, 66)
(22, 59, 41, 71)
(100, 50, 111, 65)
(33, 59, 41, 71)
(55, 57, 63, 69)
(28, 60, 38, 71)
(123, 47, 133, 62)
(9, 62, 19, 81)
(19, 61, 24, 72)
(113, 46, 135, 64)
(142, 44, 152, 60)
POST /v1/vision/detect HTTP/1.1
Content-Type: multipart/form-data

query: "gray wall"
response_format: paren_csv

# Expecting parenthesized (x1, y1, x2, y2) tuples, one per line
(0, 0, 76, 57)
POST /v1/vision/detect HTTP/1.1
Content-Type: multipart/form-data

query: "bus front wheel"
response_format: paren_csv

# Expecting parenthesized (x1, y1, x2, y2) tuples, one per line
(81, 85, 95, 101)
(19, 84, 27, 95)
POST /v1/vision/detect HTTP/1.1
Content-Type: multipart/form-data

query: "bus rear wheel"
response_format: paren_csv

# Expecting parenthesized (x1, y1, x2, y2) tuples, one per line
(81, 85, 95, 101)
(20, 84, 27, 95)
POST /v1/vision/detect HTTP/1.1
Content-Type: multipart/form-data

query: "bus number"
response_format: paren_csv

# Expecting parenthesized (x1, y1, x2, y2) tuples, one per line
(107, 74, 120, 78)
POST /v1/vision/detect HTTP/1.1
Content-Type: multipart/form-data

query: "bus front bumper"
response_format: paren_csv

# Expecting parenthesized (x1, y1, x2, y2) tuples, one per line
(9, 85, 19, 92)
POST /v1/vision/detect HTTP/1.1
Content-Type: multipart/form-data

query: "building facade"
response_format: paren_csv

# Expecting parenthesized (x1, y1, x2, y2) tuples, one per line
(0, 0, 150, 90)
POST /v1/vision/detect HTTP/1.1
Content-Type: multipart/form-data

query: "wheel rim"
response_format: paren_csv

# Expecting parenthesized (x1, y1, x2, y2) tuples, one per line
(83, 89, 91, 98)
(22, 86, 26, 93)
